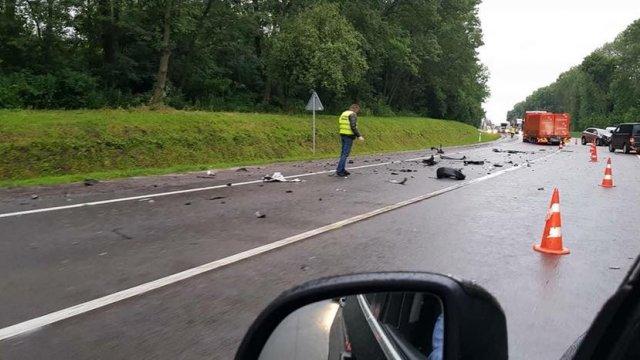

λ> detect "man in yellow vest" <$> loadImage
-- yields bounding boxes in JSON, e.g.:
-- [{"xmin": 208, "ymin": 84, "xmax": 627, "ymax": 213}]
[{"xmin": 336, "ymin": 104, "xmax": 364, "ymax": 177}]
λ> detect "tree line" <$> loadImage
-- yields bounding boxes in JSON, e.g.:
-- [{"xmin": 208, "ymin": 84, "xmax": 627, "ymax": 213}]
[
  {"xmin": 507, "ymin": 19, "xmax": 640, "ymax": 131},
  {"xmin": 0, "ymin": 0, "xmax": 488, "ymax": 125}
]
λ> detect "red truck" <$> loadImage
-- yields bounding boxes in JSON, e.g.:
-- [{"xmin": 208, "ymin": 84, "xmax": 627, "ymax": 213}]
[{"xmin": 522, "ymin": 111, "xmax": 571, "ymax": 144}]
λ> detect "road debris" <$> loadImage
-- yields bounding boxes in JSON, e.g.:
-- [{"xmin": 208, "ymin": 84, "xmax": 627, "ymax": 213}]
[
  {"xmin": 348, "ymin": 160, "xmax": 354, "ymax": 164},
  {"xmin": 493, "ymin": 164, "xmax": 504, "ymax": 167},
  {"xmin": 236, "ymin": 167, "xmax": 248, "ymax": 172},
  {"xmin": 184, "ymin": 202, "xmax": 191, "ymax": 205},
  {"xmin": 226, "ymin": 183, "xmax": 232, "ymax": 186},
  {"xmin": 422, "ymin": 155, "xmax": 438, "ymax": 166},
  {"xmin": 436, "ymin": 167, "xmax": 466, "ymax": 180},
  {"xmin": 537, "ymin": 187, "xmax": 544, "ymax": 191},
  {"xmin": 463, "ymin": 160, "xmax": 485, "ymax": 165},
  {"xmin": 430, "ymin": 145, "xmax": 445, "ymax": 154},
  {"xmin": 609, "ymin": 266, "xmax": 621, "ymax": 270},
  {"xmin": 84, "ymin": 179, "xmax": 99, "ymax": 186},
  {"xmin": 399, "ymin": 169, "xmax": 416, "ymax": 172},
  {"xmin": 31, "ymin": 194, "xmax": 39, "ymax": 199},
  {"xmin": 441, "ymin": 155, "xmax": 467, "ymax": 160},
  {"xmin": 389, "ymin": 177, "xmax": 408, "ymax": 185},
  {"xmin": 390, "ymin": 172, "xmax": 399, "ymax": 175},
  {"xmin": 285, "ymin": 190, "xmax": 293, "ymax": 193},
  {"xmin": 209, "ymin": 196, "xmax": 226, "ymax": 200},
  {"xmin": 254, "ymin": 211, "xmax": 266, "ymax": 218},
  {"xmin": 263, "ymin": 172, "xmax": 302, "ymax": 182}
]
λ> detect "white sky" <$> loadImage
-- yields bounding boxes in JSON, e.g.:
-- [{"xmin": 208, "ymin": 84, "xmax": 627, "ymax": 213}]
[{"xmin": 478, "ymin": 0, "xmax": 640, "ymax": 122}]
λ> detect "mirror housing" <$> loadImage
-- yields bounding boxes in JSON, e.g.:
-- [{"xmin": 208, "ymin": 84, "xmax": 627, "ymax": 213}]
[{"xmin": 235, "ymin": 272, "xmax": 507, "ymax": 360}]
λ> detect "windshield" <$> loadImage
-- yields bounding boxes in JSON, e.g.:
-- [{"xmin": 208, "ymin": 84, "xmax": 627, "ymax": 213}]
[{"xmin": 1, "ymin": 2, "xmax": 640, "ymax": 360}]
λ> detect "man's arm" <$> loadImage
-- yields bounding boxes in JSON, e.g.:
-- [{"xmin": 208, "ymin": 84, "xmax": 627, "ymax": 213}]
[{"xmin": 349, "ymin": 113, "xmax": 361, "ymax": 137}]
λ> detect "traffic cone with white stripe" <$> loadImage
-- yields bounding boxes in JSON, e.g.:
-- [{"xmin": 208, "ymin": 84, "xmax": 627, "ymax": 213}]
[
  {"xmin": 600, "ymin": 157, "xmax": 615, "ymax": 188},
  {"xmin": 590, "ymin": 143, "xmax": 598, "ymax": 162},
  {"xmin": 534, "ymin": 188, "xmax": 570, "ymax": 255}
]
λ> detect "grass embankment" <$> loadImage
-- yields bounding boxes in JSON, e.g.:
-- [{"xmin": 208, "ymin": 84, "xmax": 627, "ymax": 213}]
[{"xmin": 0, "ymin": 109, "xmax": 499, "ymax": 187}]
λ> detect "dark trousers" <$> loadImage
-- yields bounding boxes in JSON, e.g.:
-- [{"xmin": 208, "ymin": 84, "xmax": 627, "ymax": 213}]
[{"xmin": 336, "ymin": 135, "xmax": 354, "ymax": 174}]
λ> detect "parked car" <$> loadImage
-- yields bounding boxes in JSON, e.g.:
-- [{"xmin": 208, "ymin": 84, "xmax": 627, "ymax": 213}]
[
  {"xmin": 609, "ymin": 123, "xmax": 640, "ymax": 153},
  {"xmin": 581, "ymin": 127, "xmax": 610, "ymax": 146}
]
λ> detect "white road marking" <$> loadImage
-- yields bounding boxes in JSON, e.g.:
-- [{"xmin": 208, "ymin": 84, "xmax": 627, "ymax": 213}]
[
  {"xmin": 0, "ymin": 149, "xmax": 556, "ymax": 341},
  {"xmin": 0, "ymin": 147, "xmax": 487, "ymax": 219}
]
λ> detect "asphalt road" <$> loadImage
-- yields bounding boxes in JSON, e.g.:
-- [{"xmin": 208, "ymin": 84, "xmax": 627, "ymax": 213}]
[{"xmin": 1, "ymin": 137, "xmax": 639, "ymax": 359}]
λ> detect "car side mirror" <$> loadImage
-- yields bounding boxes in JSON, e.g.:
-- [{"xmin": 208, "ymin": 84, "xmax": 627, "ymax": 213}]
[{"xmin": 235, "ymin": 272, "xmax": 508, "ymax": 360}]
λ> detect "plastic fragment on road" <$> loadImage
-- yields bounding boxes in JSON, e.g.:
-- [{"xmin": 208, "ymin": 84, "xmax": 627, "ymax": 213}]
[
  {"xmin": 84, "ymin": 179, "xmax": 99, "ymax": 186},
  {"xmin": 254, "ymin": 211, "xmax": 266, "ymax": 218},
  {"xmin": 422, "ymin": 155, "xmax": 438, "ymax": 166},
  {"xmin": 263, "ymin": 172, "xmax": 302, "ymax": 182},
  {"xmin": 430, "ymin": 145, "xmax": 444, "ymax": 154},
  {"xmin": 463, "ymin": 160, "xmax": 485, "ymax": 165},
  {"xmin": 436, "ymin": 167, "xmax": 466, "ymax": 180},
  {"xmin": 389, "ymin": 177, "xmax": 408, "ymax": 185},
  {"xmin": 441, "ymin": 155, "xmax": 467, "ymax": 160}
]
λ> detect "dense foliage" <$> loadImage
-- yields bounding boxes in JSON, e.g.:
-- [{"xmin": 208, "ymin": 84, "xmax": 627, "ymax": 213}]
[
  {"xmin": 507, "ymin": 19, "xmax": 640, "ymax": 130},
  {"xmin": 0, "ymin": 0, "xmax": 488, "ymax": 125}
]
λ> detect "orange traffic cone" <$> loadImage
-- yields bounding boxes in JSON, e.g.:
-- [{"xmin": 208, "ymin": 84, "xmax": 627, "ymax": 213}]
[
  {"xmin": 600, "ymin": 157, "xmax": 615, "ymax": 188},
  {"xmin": 590, "ymin": 143, "xmax": 598, "ymax": 162},
  {"xmin": 534, "ymin": 188, "xmax": 570, "ymax": 255}
]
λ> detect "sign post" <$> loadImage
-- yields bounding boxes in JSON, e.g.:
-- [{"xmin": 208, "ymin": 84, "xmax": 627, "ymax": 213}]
[{"xmin": 305, "ymin": 90, "xmax": 324, "ymax": 153}]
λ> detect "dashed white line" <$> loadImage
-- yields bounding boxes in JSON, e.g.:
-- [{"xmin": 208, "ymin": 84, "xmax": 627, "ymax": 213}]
[{"xmin": 0, "ymin": 148, "xmax": 556, "ymax": 341}]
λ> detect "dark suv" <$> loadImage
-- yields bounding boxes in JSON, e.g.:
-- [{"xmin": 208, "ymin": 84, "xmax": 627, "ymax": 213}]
[{"xmin": 609, "ymin": 123, "xmax": 640, "ymax": 153}]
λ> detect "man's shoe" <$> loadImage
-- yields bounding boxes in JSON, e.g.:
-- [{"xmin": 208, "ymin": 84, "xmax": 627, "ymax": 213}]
[
  {"xmin": 336, "ymin": 172, "xmax": 348, "ymax": 177},
  {"xmin": 344, "ymin": 170, "xmax": 351, "ymax": 176}
]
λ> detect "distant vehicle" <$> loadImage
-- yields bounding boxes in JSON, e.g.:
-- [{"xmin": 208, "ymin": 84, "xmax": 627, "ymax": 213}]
[
  {"xmin": 499, "ymin": 122, "xmax": 508, "ymax": 133},
  {"xmin": 581, "ymin": 128, "xmax": 610, "ymax": 146},
  {"xmin": 522, "ymin": 111, "xmax": 571, "ymax": 144},
  {"xmin": 608, "ymin": 123, "xmax": 640, "ymax": 154}
]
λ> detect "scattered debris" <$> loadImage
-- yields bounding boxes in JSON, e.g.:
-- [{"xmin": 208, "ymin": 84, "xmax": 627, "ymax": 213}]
[
  {"xmin": 463, "ymin": 160, "xmax": 485, "ymax": 165},
  {"xmin": 507, "ymin": 150, "xmax": 529, "ymax": 154},
  {"xmin": 153, "ymin": 184, "xmax": 158, "ymax": 187},
  {"xmin": 254, "ymin": 211, "xmax": 266, "ymax": 218},
  {"xmin": 236, "ymin": 167, "xmax": 248, "ymax": 172},
  {"xmin": 263, "ymin": 172, "xmax": 302, "ymax": 182},
  {"xmin": 220, "ymin": 201, "xmax": 226, "ymax": 204},
  {"xmin": 318, "ymin": 198, "xmax": 323, "ymax": 201},
  {"xmin": 493, "ymin": 164, "xmax": 504, "ymax": 167},
  {"xmin": 98, "ymin": 252, "xmax": 108, "ymax": 256},
  {"xmin": 422, "ymin": 155, "xmax": 438, "ymax": 166},
  {"xmin": 430, "ymin": 144, "xmax": 445, "ymax": 154},
  {"xmin": 184, "ymin": 202, "xmax": 191, "ymax": 205},
  {"xmin": 492, "ymin": 148, "xmax": 503, "ymax": 153},
  {"xmin": 389, "ymin": 177, "xmax": 408, "ymax": 185},
  {"xmin": 609, "ymin": 266, "xmax": 621, "ymax": 270},
  {"xmin": 390, "ymin": 172, "xmax": 399, "ymax": 175},
  {"xmin": 506, "ymin": 160, "xmax": 514, "ymax": 164},
  {"xmin": 537, "ymin": 187, "xmax": 544, "ymax": 191},
  {"xmin": 348, "ymin": 160, "xmax": 354, "ymax": 164},
  {"xmin": 209, "ymin": 196, "xmax": 226, "ymax": 200},
  {"xmin": 84, "ymin": 179, "xmax": 99, "ymax": 186},
  {"xmin": 441, "ymin": 155, "xmax": 467, "ymax": 161},
  {"xmin": 285, "ymin": 190, "xmax": 293, "ymax": 193},
  {"xmin": 436, "ymin": 167, "xmax": 466, "ymax": 180},
  {"xmin": 363, "ymin": 160, "xmax": 369, "ymax": 163},
  {"xmin": 226, "ymin": 183, "xmax": 232, "ymax": 186},
  {"xmin": 300, "ymin": 264, "xmax": 309, "ymax": 271},
  {"xmin": 539, "ymin": 149, "xmax": 546, "ymax": 151},
  {"xmin": 399, "ymin": 169, "xmax": 415, "ymax": 173},
  {"xmin": 112, "ymin": 228, "xmax": 133, "ymax": 240}
]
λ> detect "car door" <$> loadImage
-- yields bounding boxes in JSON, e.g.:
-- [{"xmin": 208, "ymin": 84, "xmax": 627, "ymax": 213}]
[{"xmin": 566, "ymin": 256, "xmax": 640, "ymax": 359}]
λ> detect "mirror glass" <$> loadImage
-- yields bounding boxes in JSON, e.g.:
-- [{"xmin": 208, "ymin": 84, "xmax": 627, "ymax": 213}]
[{"xmin": 259, "ymin": 292, "xmax": 444, "ymax": 360}]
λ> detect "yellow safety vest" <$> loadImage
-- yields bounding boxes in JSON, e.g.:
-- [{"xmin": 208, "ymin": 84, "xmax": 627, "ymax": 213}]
[{"xmin": 338, "ymin": 110, "xmax": 355, "ymax": 135}]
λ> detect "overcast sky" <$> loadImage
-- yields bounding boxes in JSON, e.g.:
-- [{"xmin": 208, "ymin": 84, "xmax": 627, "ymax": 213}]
[{"xmin": 478, "ymin": 0, "xmax": 640, "ymax": 122}]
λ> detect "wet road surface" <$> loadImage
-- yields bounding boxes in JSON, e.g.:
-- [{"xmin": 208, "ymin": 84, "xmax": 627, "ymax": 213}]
[{"xmin": 1, "ymin": 138, "xmax": 639, "ymax": 359}]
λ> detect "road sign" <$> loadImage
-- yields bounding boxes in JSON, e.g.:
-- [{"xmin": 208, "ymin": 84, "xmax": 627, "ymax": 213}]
[
  {"xmin": 305, "ymin": 91, "xmax": 324, "ymax": 111},
  {"xmin": 306, "ymin": 90, "xmax": 323, "ymax": 153}
]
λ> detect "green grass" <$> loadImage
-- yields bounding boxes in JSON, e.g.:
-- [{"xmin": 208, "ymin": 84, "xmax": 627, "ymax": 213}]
[
  {"xmin": 0, "ymin": 109, "xmax": 499, "ymax": 187},
  {"xmin": 571, "ymin": 131, "xmax": 581, "ymax": 138}
]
